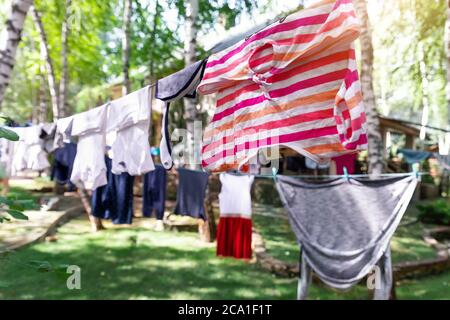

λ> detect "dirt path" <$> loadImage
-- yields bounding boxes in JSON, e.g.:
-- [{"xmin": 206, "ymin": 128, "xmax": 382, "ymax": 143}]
[{"xmin": 0, "ymin": 195, "xmax": 84, "ymax": 253}]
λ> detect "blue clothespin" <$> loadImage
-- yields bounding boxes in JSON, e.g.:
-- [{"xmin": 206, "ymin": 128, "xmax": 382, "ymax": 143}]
[{"xmin": 343, "ymin": 166, "xmax": 349, "ymax": 181}]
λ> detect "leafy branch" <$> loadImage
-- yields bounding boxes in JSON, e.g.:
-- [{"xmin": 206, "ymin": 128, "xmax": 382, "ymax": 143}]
[{"xmin": 0, "ymin": 119, "xmax": 36, "ymax": 222}]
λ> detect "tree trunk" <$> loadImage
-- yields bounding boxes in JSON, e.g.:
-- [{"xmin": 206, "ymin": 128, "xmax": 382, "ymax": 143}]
[
  {"xmin": 418, "ymin": 43, "xmax": 430, "ymax": 140},
  {"xmin": 184, "ymin": 0, "xmax": 200, "ymax": 169},
  {"xmin": 183, "ymin": 0, "xmax": 216, "ymax": 241},
  {"xmin": 354, "ymin": 0, "xmax": 384, "ymax": 175},
  {"xmin": 0, "ymin": 0, "xmax": 33, "ymax": 109},
  {"xmin": 148, "ymin": 0, "xmax": 160, "ymax": 83},
  {"xmin": 199, "ymin": 182, "xmax": 217, "ymax": 243},
  {"xmin": 32, "ymin": 6, "xmax": 61, "ymax": 121},
  {"xmin": 59, "ymin": 0, "xmax": 72, "ymax": 118},
  {"xmin": 76, "ymin": 182, "xmax": 105, "ymax": 232},
  {"xmin": 122, "ymin": 0, "xmax": 132, "ymax": 96},
  {"xmin": 38, "ymin": 62, "xmax": 48, "ymax": 124},
  {"xmin": 28, "ymin": 31, "xmax": 40, "ymax": 125},
  {"xmin": 445, "ymin": 0, "xmax": 450, "ymax": 129}
]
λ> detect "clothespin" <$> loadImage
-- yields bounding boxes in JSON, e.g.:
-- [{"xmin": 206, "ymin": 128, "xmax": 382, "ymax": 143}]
[
  {"xmin": 271, "ymin": 167, "xmax": 278, "ymax": 183},
  {"xmin": 412, "ymin": 164, "xmax": 420, "ymax": 180},
  {"xmin": 343, "ymin": 166, "xmax": 349, "ymax": 182}
]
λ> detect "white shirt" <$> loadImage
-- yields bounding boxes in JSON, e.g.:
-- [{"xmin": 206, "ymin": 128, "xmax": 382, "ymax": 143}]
[
  {"xmin": 219, "ymin": 173, "xmax": 254, "ymax": 218},
  {"xmin": 106, "ymin": 86, "xmax": 154, "ymax": 175},
  {"xmin": 53, "ymin": 116, "xmax": 74, "ymax": 150},
  {"xmin": 9, "ymin": 126, "xmax": 50, "ymax": 173},
  {"xmin": 70, "ymin": 105, "xmax": 108, "ymax": 190},
  {"xmin": 71, "ymin": 133, "xmax": 107, "ymax": 190},
  {"xmin": 107, "ymin": 86, "xmax": 151, "ymax": 132},
  {"xmin": 109, "ymin": 121, "xmax": 154, "ymax": 175}
]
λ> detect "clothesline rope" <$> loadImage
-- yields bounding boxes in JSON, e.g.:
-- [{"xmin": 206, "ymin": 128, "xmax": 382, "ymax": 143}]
[{"xmin": 170, "ymin": 167, "xmax": 428, "ymax": 179}]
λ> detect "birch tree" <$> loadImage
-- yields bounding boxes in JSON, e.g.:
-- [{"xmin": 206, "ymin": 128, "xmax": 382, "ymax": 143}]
[
  {"xmin": 184, "ymin": 0, "xmax": 199, "ymax": 169},
  {"xmin": 59, "ymin": 0, "xmax": 72, "ymax": 118},
  {"xmin": 31, "ymin": 6, "xmax": 60, "ymax": 120},
  {"xmin": 122, "ymin": 0, "xmax": 132, "ymax": 95},
  {"xmin": 38, "ymin": 44, "xmax": 47, "ymax": 123},
  {"xmin": 0, "ymin": 0, "xmax": 33, "ymax": 109},
  {"xmin": 445, "ymin": 0, "xmax": 450, "ymax": 128},
  {"xmin": 148, "ymin": 0, "xmax": 160, "ymax": 81},
  {"xmin": 354, "ymin": 0, "xmax": 384, "ymax": 175}
]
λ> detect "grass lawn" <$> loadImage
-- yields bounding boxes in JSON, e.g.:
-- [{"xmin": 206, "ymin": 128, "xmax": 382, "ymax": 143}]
[
  {"xmin": 0, "ymin": 215, "xmax": 449, "ymax": 300},
  {"xmin": 0, "ymin": 216, "xmax": 297, "ymax": 300},
  {"xmin": 7, "ymin": 186, "xmax": 40, "ymax": 202},
  {"xmin": 9, "ymin": 177, "xmax": 55, "ymax": 192}
]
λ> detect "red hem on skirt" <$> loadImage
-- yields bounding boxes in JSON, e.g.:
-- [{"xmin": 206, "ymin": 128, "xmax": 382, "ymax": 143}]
[{"xmin": 216, "ymin": 216, "xmax": 252, "ymax": 259}]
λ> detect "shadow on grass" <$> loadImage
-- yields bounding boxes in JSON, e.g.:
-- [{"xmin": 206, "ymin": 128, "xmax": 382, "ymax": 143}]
[
  {"xmin": 1, "ymin": 217, "xmax": 448, "ymax": 300},
  {"xmin": 0, "ymin": 223, "xmax": 297, "ymax": 300}
]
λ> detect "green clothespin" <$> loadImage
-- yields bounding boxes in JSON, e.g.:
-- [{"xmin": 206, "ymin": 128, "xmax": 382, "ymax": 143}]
[
  {"xmin": 412, "ymin": 164, "xmax": 420, "ymax": 180},
  {"xmin": 271, "ymin": 167, "xmax": 278, "ymax": 183}
]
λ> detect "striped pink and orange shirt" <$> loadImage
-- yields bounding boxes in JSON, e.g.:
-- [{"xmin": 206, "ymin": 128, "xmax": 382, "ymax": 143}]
[{"xmin": 198, "ymin": 0, "xmax": 368, "ymax": 173}]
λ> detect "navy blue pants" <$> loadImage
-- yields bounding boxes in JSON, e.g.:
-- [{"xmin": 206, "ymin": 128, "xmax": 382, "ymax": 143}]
[
  {"xmin": 143, "ymin": 164, "xmax": 167, "ymax": 220},
  {"xmin": 91, "ymin": 157, "xmax": 135, "ymax": 225},
  {"xmin": 174, "ymin": 168, "xmax": 209, "ymax": 220},
  {"xmin": 51, "ymin": 143, "xmax": 77, "ymax": 191}
]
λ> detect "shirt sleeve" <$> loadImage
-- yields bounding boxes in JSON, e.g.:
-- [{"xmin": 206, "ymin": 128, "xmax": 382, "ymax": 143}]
[{"xmin": 333, "ymin": 48, "xmax": 367, "ymax": 151}]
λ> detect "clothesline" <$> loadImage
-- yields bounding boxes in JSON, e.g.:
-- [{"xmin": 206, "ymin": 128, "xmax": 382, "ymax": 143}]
[
  {"xmin": 392, "ymin": 119, "xmax": 450, "ymax": 133},
  {"xmin": 173, "ymin": 167, "xmax": 428, "ymax": 179}
]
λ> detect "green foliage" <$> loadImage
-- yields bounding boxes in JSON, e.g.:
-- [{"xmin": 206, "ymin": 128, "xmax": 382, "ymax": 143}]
[
  {"xmin": 373, "ymin": 0, "xmax": 448, "ymax": 130},
  {"xmin": 2, "ymin": 0, "xmax": 121, "ymax": 120},
  {"xmin": 417, "ymin": 200, "xmax": 450, "ymax": 225},
  {"xmin": 0, "ymin": 131, "xmax": 38, "ymax": 223},
  {"xmin": 132, "ymin": 0, "xmax": 183, "ymax": 80},
  {"xmin": 0, "ymin": 195, "xmax": 38, "ymax": 223},
  {"xmin": 0, "ymin": 127, "xmax": 19, "ymax": 141},
  {"xmin": 0, "ymin": 0, "xmax": 269, "ymax": 122}
]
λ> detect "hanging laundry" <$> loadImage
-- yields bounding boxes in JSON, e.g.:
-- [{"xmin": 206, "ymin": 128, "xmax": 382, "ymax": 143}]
[
  {"xmin": 155, "ymin": 59, "xmax": 208, "ymax": 169},
  {"xmin": 398, "ymin": 149, "xmax": 432, "ymax": 164},
  {"xmin": 438, "ymin": 133, "xmax": 450, "ymax": 156},
  {"xmin": 53, "ymin": 116, "xmax": 74, "ymax": 150},
  {"xmin": 435, "ymin": 153, "xmax": 450, "ymax": 171},
  {"xmin": 10, "ymin": 125, "xmax": 50, "ymax": 173},
  {"xmin": 0, "ymin": 138, "xmax": 15, "ymax": 179},
  {"xmin": 174, "ymin": 168, "xmax": 209, "ymax": 220},
  {"xmin": 142, "ymin": 164, "xmax": 167, "ymax": 220},
  {"xmin": 70, "ymin": 104, "xmax": 108, "ymax": 190},
  {"xmin": 332, "ymin": 152, "xmax": 357, "ymax": 174},
  {"xmin": 305, "ymin": 157, "xmax": 330, "ymax": 170},
  {"xmin": 216, "ymin": 173, "xmax": 254, "ymax": 259},
  {"xmin": 275, "ymin": 174, "xmax": 418, "ymax": 300},
  {"xmin": 91, "ymin": 157, "xmax": 112, "ymax": 221},
  {"xmin": 51, "ymin": 142, "xmax": 77, "ymax": 189},
  {"xmin": 91, "ymin": 157, "xmax": 135, "ymax": 225},
  {"xmin": 106, "ymin": 86, "xmax": 155, "ymax": 175},
  {"xmin": 39, "ymin": 123, "xmax": 56, "ymax": 153},
  {"xmin": 286, "ymin": 156, "xmax": 305, "ymax": 172},
  {"xmin": 198, "ymin": 0, "xmax": 367, "ymax": 173}
]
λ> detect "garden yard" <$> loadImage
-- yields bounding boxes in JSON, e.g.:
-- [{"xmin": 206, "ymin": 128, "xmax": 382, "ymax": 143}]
[{"xmin": 0, "ymin": 186, "xmax": 449, "ymax": 300}]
